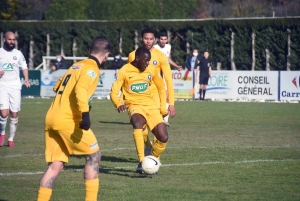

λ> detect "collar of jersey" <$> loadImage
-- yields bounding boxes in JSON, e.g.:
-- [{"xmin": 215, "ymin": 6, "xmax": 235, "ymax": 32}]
[{"xmin": 88, "ymin": 55, "xmax": 101, "ymax": 69}]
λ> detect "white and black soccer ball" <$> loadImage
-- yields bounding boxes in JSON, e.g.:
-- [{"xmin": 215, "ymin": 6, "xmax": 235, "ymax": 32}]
[{"xmin": 141, "ymin": 155, "xmax": 161, "ymax": 174}]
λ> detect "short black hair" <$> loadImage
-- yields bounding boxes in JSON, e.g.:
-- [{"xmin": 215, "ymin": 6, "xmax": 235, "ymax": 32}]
[
  {"xmin": 135, "ymin": 47, "xmax": 150, "ymax": 58},
  {"xmin": 141, "ymin": 27, "xmax": 156, "ymax": 38},
  {"xmin": 90, "ymin": 36, "xmax": 111, "ymax": 55},
  {"xmin": 204, "ymin": 49, "xmax": 209, "ymax": 53},
  {"xmin": 158, "ymin": 31, "xmax": 168, "ymax": 38}
]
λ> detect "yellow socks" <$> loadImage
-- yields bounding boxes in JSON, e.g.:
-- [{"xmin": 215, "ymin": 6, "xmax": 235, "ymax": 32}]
[
  {"xmin": 37, "ymin": 186, "xmax": 52, "ymax": 201},
  {"xmin": 133, "ymin": 129, "xmax": 144, "ymax": 162},
  {"xmin": 152, "ymin": 139, "xmax": 167, "ymax": 160},
  {"xmin": 85, "ymin": 178, "xmax": 99, "ymax": 201},
  {"xmin": 142, "ymin": 125, "xmax": 152, "ymax": 147}
]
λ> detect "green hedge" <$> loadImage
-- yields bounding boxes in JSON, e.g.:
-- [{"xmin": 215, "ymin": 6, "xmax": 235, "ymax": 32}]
[{"xmin": 0, "ymin": 18, "xmax": 299, "ymax": 70}]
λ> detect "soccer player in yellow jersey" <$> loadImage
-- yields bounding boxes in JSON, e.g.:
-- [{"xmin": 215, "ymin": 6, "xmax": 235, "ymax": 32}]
[
  {"xmin": 128, "ymin": 27, "xmax": 176, "ymax": 159},
  {"xmin": 37, "ymin": 36, "xmax": 111, "ymax": 201},
  {"xmin": 110, "ymin": 47, "xmax": 168, "ymax": 174}
]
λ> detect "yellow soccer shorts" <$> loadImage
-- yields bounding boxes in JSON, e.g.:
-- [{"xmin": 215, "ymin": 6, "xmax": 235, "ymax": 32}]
[
  {"xmin": 127, "ymin": 104, "xmax": 164, "ymax": 131},
  {"xmin": 44, "ymin": 128, "xmax": 99, "ymax": 163}
]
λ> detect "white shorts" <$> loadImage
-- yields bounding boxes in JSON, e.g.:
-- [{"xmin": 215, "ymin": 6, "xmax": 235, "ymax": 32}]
[{"xmin": 0, "ymin": 86, "xmax": 21, "ymax": 112}]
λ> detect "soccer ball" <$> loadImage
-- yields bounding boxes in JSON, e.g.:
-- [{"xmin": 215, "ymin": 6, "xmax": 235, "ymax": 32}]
[{"xmin": 141, "ymin": 155, "xmax": 161, "ymax": 174}]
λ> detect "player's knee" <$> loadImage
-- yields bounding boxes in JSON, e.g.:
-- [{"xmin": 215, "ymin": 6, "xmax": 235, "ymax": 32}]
[
  {"xmin": 49, "ymin": 161, "xmax": 64, "ymax": 174},
  {"xmin": 0, "ymin": 111, "xmax": 9, "ymax": 119},
  {"xmin": 159, "ymin": 134, "xmax": 168, "ymax": 143}
]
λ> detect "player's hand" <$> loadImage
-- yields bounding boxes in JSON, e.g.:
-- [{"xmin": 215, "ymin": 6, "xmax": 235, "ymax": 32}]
[
  {"xmin": 117, "ymin": 105, "xmax": 126, "ymax": 113},
  {"xmin": 79, "ymin": 112, "xmax": 90, "ymax": 130},
  {"xmin": 177, "ymin": 66, "xmax": 182, "ymax": 71},
  {"xmin": 0, "ymin": 71, "xmax": 4, "ymax": 78},
  {"xmin": 168, "ymin": 105, "xmax": 176, "ymax": 118},
  {"xmin": 24, "ymin": 79, "xmax": 30, "ymax": 88}
]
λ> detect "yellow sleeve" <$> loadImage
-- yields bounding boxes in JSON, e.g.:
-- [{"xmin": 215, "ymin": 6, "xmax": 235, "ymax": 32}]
[
  {"xmin": 160, "ymin": 55, "xmax": 175, "ymax": 105},
  {"xmin": 128, "ymin": 51, "xmax": 135, "ymax": 63},
  {"xmin": 75, "ymin": 67, "xmax": 97, "ymax": 113},
  {"xmin": 110, "ymin": 69, "xmax": 125, "ymax": 108},
  {"xmin": 153, "ymin": 73, "xmax": 167, "ymax": 115},
  {"xmin": 53, "ymin": 76, "xmax": 63, "ymax": 93}
]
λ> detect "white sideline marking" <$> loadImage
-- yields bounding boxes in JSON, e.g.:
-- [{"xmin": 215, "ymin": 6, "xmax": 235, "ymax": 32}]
[
  {"xmin": 1, "ymin": 145, "xmax": 297, "ymax": 158},
  {"xmin": 0, "ymin": 159, "xmax": 298, "ymax": 176}
]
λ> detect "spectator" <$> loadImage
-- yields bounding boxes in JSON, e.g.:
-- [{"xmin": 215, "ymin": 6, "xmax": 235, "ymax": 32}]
[
  {"xmin": 110, "ymin": 52, "xmax": 124, "ymax": 70},
  {"xmin": 51, "ymin": 55, "xmax": 68, "ymax": 71},
  {"xmin": 184, "ymin": 49, "xmax": 201, "ymax": 80}
]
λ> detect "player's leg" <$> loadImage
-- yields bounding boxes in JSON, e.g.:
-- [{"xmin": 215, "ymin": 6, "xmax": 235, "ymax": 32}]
[
  {"xmin": 84, "ymin": 150, "xmax": 101, "ymax": 201},
  {"xmin": 202, "ymin": 77, "xmax": 209, "ymax": 100},
  {"xmin": 147, "ymin": 108, "xmax": 168, "ymax": 162},
  {"xmin": 143, "ymin": 124, "xmax": 152, "ymax": 156},
  {"xmin": 151, "ymin": 123, "xmax": 168, "ymax": 160},
  {"xmin": 0, "ymin": 87, "xmax": 9, "ymax": 146},
  {"xmin": 59, "ymin": 128, "xmax": 101, "ymax": 201},
  {"xmin": 130, "ymin": 113, "xmax": 147, "ymax": 161},
  {"xmin": 7, "ymin": 88, "xmax": 21, "ymax": 147},
  {"xmin": 37, "ymin": 129, "xmax": 68, "ymax": 201}
]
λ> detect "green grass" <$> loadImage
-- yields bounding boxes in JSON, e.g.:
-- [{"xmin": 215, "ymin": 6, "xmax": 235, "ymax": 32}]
[{"xmin": 0, "ymin": 98, "xmax": 299, "ymax": 201}]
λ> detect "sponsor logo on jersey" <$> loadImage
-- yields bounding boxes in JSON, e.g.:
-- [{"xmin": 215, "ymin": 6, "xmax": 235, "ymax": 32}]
[
  {"xmin": 208, "ymin": 63, "xmax": 210, "ymax": 67},
  {"xmin": 148, "ymin": 74, "xmax": 152, "ymax": 80},
  {"xmin": 13, "ymin": 56, "xmax": 17, "ymax": 60},
  {"xmin": 87, "ymin": 70, "xmax": 96, "ymax": 78},
  {"xmin": 90, "ymin": 142, "xmax": 98, "ymax": 150},
  {"xmin": 130, "ymin": 82, "xmax": 149, "ymax": 93},
  {"xmin": 153, "ymin": 60, "xmax": 158, "ymax": 65},
  {"xmin": 2, "ymin": 63, "xmax": 14, "ymax": 71},
  {"xmin": 71, "ymin": 65, "xmax": 81, "ymax": 69}
]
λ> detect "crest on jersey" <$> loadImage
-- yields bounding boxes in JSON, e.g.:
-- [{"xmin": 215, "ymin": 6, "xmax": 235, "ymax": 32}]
[
  {"xmin": 13, "ymin": 56, "xmax": 17, "ymax": 60},
  {"xmin": 148, "ymin": 74, "xmax": 152, "ymax": 80},
  {"xmin": 153, "ymin": 60, "xmax": 158, "ymax": 65},
  {"xmin": 207, "ymin": 63, "xmax": 210, "ymax": 67},
  {"xmin": 87, "ymin": 70, "xmax": 97, "ymax": 78}
]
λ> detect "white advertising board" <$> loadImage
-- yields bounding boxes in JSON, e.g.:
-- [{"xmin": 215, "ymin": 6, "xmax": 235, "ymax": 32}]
[
  {"xmin": 94, "ymin": 70, "xmax": 116, "ymax": 98},
  {"xmin": 40, "ymin": 70, "xmax": 68, "ymax": 97},
  {"xmin": 40, "ymin": 69, "xmax": 116, "ymax": 98},
  {"xmin": 279, "ymin": 71, "xmax": 300, "ymax": 101},
  {"xmin": 195, "ymin": 71, "xmax": 278, "ymax": 100},
  {"xmin": 172, "ymin": 70, "xmax": 194, "ymax": 99}
]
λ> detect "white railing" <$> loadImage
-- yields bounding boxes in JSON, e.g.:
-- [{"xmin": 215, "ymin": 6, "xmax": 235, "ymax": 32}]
[{"xmin": 35, "ymin": 56, "xmax": 128, "ymax": 70}]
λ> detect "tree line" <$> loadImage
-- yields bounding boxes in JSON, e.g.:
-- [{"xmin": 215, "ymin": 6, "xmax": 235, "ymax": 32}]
[{"xmin": 1, "ymin": 0, "xmax": 299, "ymax": 20}]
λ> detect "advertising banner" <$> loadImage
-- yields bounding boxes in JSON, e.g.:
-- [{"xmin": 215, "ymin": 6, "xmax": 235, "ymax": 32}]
[
  {"xmin": 40, "ymin": 70, "xmax": 68, "ymax": 97},
  {"xmin": 195, "ymin": 71, "xmax": 278, "ymax": 100},
  {"xmin": 20, "ymin": 70, "xmax": 41, "ymax": 96},
  {"xmin": 94, "ymin": 70, "xmax": 116, "ymax": 98},
  {"xmin": 280, "ymin": 71, "xmax": 300, "ymax": 101},
  {"xmin": 172, "ymin": 70, "xmax": 194, "ymax": 99}
]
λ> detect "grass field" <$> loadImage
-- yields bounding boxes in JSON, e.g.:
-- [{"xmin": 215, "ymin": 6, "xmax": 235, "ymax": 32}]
[{"xmin": 0, "ymin": 98, "xmax": 299, "ymax": 201}]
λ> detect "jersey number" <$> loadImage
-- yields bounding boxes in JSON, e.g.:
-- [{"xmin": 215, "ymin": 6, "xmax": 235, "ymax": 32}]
[{"xmin": 58, "ymin": 74, "xmax": 71, "ymax": 94}]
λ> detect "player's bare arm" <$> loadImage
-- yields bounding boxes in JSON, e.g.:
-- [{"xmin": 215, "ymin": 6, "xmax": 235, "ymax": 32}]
[
  {"xmin": 22, "ymin": 69, "xmax": 30, "ymax": 88},
  {"xmin": 168, "ymin": 57, "xmax": 182, "ymax": 70}
]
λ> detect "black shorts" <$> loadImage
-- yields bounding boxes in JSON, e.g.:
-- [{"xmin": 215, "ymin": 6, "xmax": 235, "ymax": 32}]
[{"xmin": 199, "ymin": 75, "xmax": 209, "ymax": 85}]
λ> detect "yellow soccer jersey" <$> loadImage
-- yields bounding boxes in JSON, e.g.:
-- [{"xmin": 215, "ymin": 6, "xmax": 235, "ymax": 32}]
[
  {"xmin": 110, "ymin": 63, "xmax": 167, "ymax": 115},
  {"xmin": 45, "ymin": 56, "xmax": 100, "ymax": 130},
  {"xmin": 128, "ymin": 48, "xmax": 175, "ymax": 105}
]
